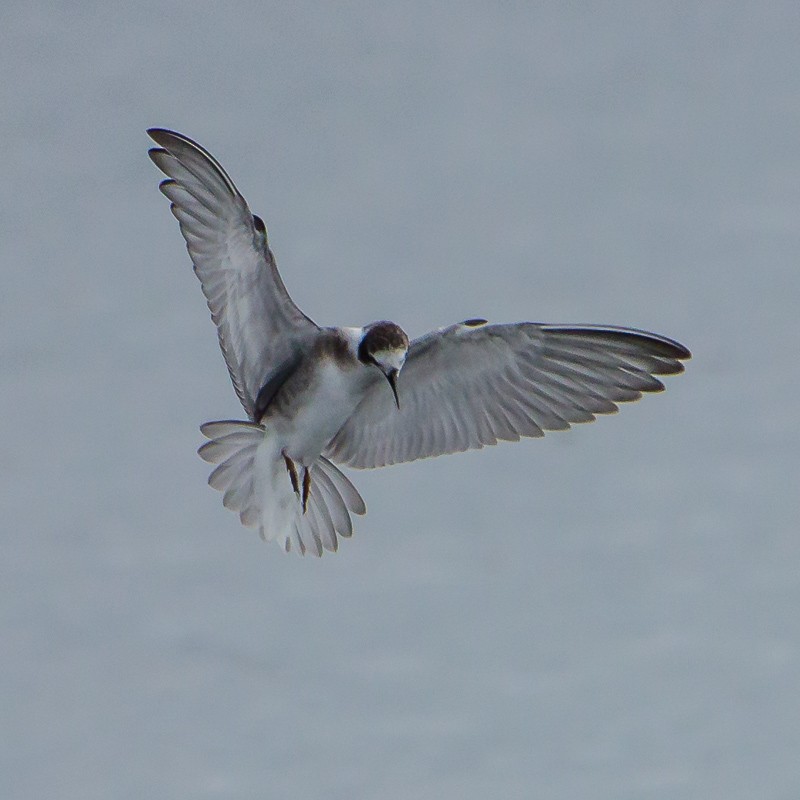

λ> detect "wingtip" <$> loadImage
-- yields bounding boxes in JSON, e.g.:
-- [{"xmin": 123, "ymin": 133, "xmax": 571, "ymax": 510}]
[
  {"xmin": 146, "ymin": 127, "xmax": 168, "ymax": 144},
  {"xmin": 147, "ymin": 126, "xmax": 177, "ymax": 141},
  {"xmin": 147, "ymin": 147, "xmax": 168, "ymax": 169},
  {"xmin": 147, "ymin": 127, "xmax": 198, "ymax": 151},
  {"xmin": 648, "ymin": 332, "xmax": 691, "ymax": 361}
]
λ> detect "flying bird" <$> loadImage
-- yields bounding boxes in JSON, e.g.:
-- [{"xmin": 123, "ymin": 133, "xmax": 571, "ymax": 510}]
[{"xmin": 148, "ymin": 129, "xmax": 690, "ymax": 556}]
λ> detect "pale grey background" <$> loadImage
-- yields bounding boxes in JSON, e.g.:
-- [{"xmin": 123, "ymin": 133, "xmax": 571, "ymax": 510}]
[{"xmin": 2, "ymin": 3, "xmax": 799, "ymax": 799}]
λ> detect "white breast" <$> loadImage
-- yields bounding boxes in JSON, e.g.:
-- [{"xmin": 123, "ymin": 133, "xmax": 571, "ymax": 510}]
[{"xmin": 280, "ymin": 360, "xmax": 369, "ymax": 465}]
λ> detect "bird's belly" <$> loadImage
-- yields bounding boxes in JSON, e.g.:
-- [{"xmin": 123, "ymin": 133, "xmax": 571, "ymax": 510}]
[{"xmin": 276, "ymin": 365, "xmax": 366, "ymax": 465}]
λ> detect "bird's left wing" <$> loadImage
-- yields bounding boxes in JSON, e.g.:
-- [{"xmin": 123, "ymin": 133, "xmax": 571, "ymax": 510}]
[
  {"xmin": 325, "ymin": 321, "xmax": 690, "ymax": 469},
  {"xmin": 148, "ymin": 129, "xmax": 318, "ymax": 420}
]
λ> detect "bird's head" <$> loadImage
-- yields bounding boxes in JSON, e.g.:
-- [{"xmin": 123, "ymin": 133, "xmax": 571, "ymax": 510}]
[{"xmin": 357, "ymin": 321, "xmax": 409, "ymax": 409}]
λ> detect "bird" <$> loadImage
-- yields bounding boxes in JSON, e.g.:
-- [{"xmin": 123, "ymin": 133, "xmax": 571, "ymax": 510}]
[{"xmin": 147, "ymin": 128, "xmax": 690, "ymax": 557}]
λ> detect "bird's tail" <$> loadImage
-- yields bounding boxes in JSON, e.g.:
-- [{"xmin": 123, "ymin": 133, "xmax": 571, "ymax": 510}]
[{"xmin": 197, "ymin": 420, "xmax": 366, "ymax": 556}]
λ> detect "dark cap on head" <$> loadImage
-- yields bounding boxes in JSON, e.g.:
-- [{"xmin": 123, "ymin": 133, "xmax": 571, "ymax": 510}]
[{"xmin": 358, "ymin": 321, "xmax": 409, "ymax": 364}]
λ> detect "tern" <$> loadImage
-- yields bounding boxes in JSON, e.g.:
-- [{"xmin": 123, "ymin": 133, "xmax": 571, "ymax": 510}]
[{"xmin": 148, "ymin": 128, "xmax": 690, "ymax": 557}]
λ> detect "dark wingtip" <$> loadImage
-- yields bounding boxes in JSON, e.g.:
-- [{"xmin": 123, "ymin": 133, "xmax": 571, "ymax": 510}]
[
  {"xmin": 146, "ymin": 127, "xmax": 169, "ymax": 144},
  {"xmin": 147, "ymin": 128, "xmax": 196, "ymax": 151},
  {"xmin": 621, "ymin": 330, "xmax": 692, "ymax": 361},
  {"xmin": 147, "ymin": 147, "xmax": 168, "ymax": 167},
  {"xmin": 550, "ymin": 325, "xmax": 691, "ymax": 361},
  {"xmin": 644, "ymin": 337, "xmax": 691, "ymax": 364},
  {"xmin": 639, "ymin": 331, "xmax": 691, "ymax": 361},
  {"xmin": 147, "ymin": 127, "xmax": 178, "ymax": 141},
  {"xmin": 652, "ymin": 338, "xmax": 691, "ymax": 362}
]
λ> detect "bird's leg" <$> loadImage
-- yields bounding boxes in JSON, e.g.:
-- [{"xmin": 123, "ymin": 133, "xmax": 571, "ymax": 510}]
[
  {"xmin": 283, "ymin": 452, "xmax": 300, "ymax": 497},
  {"xmin": 302, "ymin": 467, "xmax": 311, "ymax": 514}
]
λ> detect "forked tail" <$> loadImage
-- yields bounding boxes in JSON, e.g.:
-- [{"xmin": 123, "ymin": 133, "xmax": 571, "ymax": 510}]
[{"xmin": 197, "ymin": 421, "xmax": 366, "ymax": 556}]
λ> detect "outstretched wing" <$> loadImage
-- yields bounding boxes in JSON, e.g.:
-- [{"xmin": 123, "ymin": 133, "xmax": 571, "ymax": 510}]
[
  {"xmin": 325, "ymin": 321, "xmax": 690, "ymax": 468},
  {"xmin": 148, "ymin": 128, "xmax": 318, "ymax": 420}
]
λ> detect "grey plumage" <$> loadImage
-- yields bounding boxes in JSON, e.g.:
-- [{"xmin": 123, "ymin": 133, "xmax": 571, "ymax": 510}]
[
  {"xmin": 148, "ymin": 128, "xmax": 690, "ymax": 556},
  {"xmin": 148, "ymin": 128, "xmax": 318, "ymax": 422},
  {"xmin": 326, "ymin": 321, "xmax": 689, "ymax": 469}
]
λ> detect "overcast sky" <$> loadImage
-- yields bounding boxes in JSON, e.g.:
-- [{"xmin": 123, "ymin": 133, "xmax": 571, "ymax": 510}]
[{"xmin": 2, "ymin": 3, "xmax": 799, "ymax": 799}]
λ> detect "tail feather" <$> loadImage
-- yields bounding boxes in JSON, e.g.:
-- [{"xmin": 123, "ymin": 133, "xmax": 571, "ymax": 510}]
[
  {"xmin": 314, "ymin": 468, "xmax": 353, "ymax": 539},
  {"xmin": 201, "ymin": 435, "xmax": 259, "ymax": 466},
  {"xmin": 317, "ymin": 457, "xmax": 367, "ymax": 516},
  {"xmin": 198, "ymin": 420, "xmax": 366, "ymax": 556},
  {"xmin": 208, "ymin": 452, "xmax": 255, "ymax": 491},
  {"xmin": 199, "ymin": 420, "xmax": 260, "ymax": 439},
  {"xmin": 306, "ymin": 488, "xmax": 334, "ymax": 554}
]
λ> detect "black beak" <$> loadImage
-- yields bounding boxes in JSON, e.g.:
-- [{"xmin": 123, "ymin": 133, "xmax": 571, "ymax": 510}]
[{"xmin": 386, "ymin": 369, "xmax": 400, "ymax": 409}]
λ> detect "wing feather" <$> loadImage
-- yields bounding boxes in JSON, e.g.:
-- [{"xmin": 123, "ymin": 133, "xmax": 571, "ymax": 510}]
[
  {"xmin": 148, "ymin": 129, "xmax": 318, "ymax": 420},
  {"xmin": 326, "ymin": 322, "xmax": 690, "ymax": 468}
]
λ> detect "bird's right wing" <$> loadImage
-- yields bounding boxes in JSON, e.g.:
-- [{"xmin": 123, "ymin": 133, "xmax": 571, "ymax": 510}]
[
  {"xmin": 325, "ymin": 321, "xmax": 690, "ymax": 468},
  {"xmin": 148, "ymin": 129, "xmax": 318, "ymax": 420}
]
